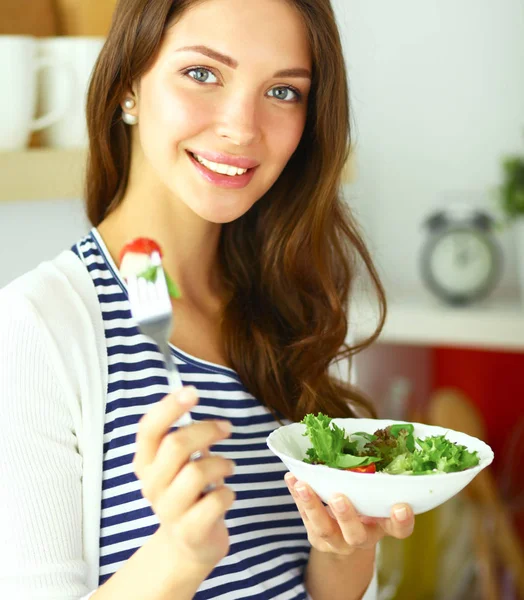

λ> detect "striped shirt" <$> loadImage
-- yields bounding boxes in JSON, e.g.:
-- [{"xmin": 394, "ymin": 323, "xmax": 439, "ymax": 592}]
[{"xmin": 72, "ymin": 229, "xmax": 311, "ymax": 599}]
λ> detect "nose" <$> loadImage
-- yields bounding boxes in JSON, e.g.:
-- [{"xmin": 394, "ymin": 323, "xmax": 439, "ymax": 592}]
[{"xmin": 214, "ymin": 91, "xmax": 262, "ymax": 147}]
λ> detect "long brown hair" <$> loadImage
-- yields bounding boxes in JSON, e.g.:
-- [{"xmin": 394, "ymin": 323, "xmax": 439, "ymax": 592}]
[{"xmin": 85, "ymin": 0, "xmax": 386, "ymax": 422}]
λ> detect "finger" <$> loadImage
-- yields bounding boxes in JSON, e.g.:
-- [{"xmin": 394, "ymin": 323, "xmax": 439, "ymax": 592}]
[
  {"xmin": 133, "ymin": 386, "xmax": 198, "ymax": 476},
  {"xmin": 178, "ymin": 484, "xmax": 236, "ymax": 547},
  {"xmin": 140, "ymin": 421, "xmax": 233, "ymax": 503},
  {"xmin": 284, "ymin": 473, "xmax": 309, "ymax": 523},
  {"xmin": 382, "ymin": 504, "xmax": 415, "ymax": 539},
  {"xmin": 155, "ymin": 456, "xmax": 235, "ymax": 522},
  {"xmin": 293, "ymin": 481, "xmax": 340, "ymax": 541},
  {"xmin": 328, "ymin": 494, "xmax": 370, "ymax": 547}
]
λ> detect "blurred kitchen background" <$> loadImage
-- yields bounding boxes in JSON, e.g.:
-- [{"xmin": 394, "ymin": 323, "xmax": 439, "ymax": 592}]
[{"xmin": 1, "ymin": 0, "xmax": 523, "ymax": 599}]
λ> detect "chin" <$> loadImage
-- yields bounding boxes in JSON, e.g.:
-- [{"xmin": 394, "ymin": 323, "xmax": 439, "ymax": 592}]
[
  {"xmin": 188, "ymin": 194, "xmax": 259, "ymax": 224},
  {"xmin": 194, "ymin": 205, "xmax": 251, "ymax": 224}
]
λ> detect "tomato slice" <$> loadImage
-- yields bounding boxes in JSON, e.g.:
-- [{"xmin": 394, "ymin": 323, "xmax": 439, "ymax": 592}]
[
  {"xmin": 345, "ymin": 463, "xmax": 377, "ymax": 473},
  {"xmin": 119, "ymin": 238, "xmax": 163, "ymax": 262}
]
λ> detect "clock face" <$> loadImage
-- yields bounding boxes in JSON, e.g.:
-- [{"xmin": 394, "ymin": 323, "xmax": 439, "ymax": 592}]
[{"xmin": 422, "ymin": 228, "xmax": 501, "ymax": 303}]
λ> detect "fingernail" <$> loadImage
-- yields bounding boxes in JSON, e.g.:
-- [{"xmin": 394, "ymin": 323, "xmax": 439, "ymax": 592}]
[
  {"xmin": 295, "ymin": 484, "xmax": 310, "ymax": 501},
  {"xmin": 218, "ymin": 420, "xmax": 232, "ymax": 434},
  {"xmin": 285, "ymin": 473, "xmax": 296, "ymax": 486},
  {"xmin": 332, "ymin": 496, "xmax": 348, "ymax": 513},
  {"xmin": 394, "ymin": 507, "xmax": 408, "ymax": 522},
  {"xmin": 178, "ymin": 386, "xmax": 197, "ymax": 405}
]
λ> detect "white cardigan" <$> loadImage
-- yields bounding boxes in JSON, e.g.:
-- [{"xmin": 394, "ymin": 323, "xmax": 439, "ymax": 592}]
[
  {"xmin": 0, "ymin": 250, "xmax": 377, "ymax": 600},
  {"xmin": 0, "ymin": 251, "xmax": 105, "ymax": 599}
]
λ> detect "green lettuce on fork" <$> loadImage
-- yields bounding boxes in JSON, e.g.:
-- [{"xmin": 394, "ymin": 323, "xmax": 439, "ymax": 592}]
[{"xmin": 301, "ymin": 413, "xmax": 480, "ymax": 475}]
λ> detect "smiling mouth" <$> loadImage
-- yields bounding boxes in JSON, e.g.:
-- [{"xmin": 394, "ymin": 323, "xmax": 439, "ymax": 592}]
[{"xmin": 187, "ymin": 151, "xmax": 255, "ymax": 177}]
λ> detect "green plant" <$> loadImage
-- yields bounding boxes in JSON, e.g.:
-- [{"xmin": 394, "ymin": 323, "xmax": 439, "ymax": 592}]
[{"xmin": 499, "ymin": 155, "xmax": 524, "ymax": 223}]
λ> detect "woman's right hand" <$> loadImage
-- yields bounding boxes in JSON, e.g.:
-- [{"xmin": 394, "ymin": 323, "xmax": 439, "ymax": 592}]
[{"xmin": 132, "ymin": 385, "xmax": 235, "ymax": 572}]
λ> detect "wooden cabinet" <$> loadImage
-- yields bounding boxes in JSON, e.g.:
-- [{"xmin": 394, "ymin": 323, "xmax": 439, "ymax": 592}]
[
  {"xmin": 0, "ymin": 0, "xmax": 58, "ymax": 36},
  {"xmin": 54, "ymin": 0, "xmax": 117, "ymax": 36}
]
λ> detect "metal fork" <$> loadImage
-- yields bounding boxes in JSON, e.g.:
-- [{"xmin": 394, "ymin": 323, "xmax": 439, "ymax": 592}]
[{"xmin": 126, "ymin": 251, "xmax": 203, "ymax": 462}]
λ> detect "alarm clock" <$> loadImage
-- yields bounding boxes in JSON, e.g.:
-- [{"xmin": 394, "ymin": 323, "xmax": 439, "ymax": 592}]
[{"xmin": 420, "ymin": 206, "xmax": 503, "ymax": 306}]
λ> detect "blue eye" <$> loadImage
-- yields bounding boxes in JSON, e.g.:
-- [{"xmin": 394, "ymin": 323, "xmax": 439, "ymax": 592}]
[
  {"xmin": 185, "ymin": 67, "xmax": 218, "ymax": 84},
  {"xmin": 268, "ymin": 86, "xmax": 301, "ymax": 102}
]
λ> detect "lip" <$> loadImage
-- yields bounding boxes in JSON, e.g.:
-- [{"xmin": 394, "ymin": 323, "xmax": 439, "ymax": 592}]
[
  {"xmin": 187, "ymin": 149, "xmax": 260, "ymax": 170},
  {"xmin": 187, "ymin": 151, "xmax": 257, "ymax": 189}
]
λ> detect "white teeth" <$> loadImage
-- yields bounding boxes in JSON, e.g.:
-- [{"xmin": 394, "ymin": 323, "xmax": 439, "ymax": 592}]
[{"xmin": 193, "ymin": 153, "xmax": 248, "ymax": 176}]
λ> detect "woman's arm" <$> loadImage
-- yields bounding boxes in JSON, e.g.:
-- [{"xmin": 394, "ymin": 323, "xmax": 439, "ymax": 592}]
[
  {"xmin": 0, "ymin": 296, "xmax": 92, "ymax": 598},
  {"xmin": 306, "ymin": 547, "xmax": 376, "ymax": 600},
  {"xmin": 90, "ymin": 528, "xmax": 210, "ymax": 600},
  {"xmin": 284, "ymin": 473, "xmax": 414, "ymax": 600}
]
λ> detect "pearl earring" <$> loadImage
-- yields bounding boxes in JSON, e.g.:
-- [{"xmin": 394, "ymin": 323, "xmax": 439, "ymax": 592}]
[
  {"xmin": 122, "ymin": 111, "xmax": 138, "ymax": 125},
  {"xmin": 122, "ymin": 97, "xmax": 138, "ymax": 125}
]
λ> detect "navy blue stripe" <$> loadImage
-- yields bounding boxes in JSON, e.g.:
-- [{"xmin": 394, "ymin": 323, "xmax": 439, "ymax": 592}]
[
  {"xmin": 100, "ymin": 523, "xmax": 158, "ymax": 549},
  {"xmin": 234, "ymin": 487, "xmax": 291, "ymax": 501},
  {"xmin": 102, "ymin": 471, "xmax": 137, "ymax": 490},
  {"xmin": 99, "ymin": 540, "xmax": 146, "ymax": 567},
  {"xmin": 103, "ymin": 413, "xmax": 143, "ymax": 434},
  {"xmin": 209, "ymin": 546, "xmax": 308, "ymax": 578},
  {"xmin": 105, "ymin": 326, "xmax": 140, "ymax": 338},
  {"xmin": 228, "ymin": 470, "xmax": 287, "ymax": 485},
  {"xmin": 218, "ymin": 442, "xmax": 268, "ymax": 453},
  {"xmin": 196, "ymin": 559, "xmax": 306, "ymax": 600},
  {"xmin": 102, "ymin": 452, "xmax": 134, "ymax": 471},
  {"xmin": 230, "ymin": 455, "xmax": 282, "ymax": 467},
  {"xmin": 228, "ymin": 533, "xmax": 309, "ymax": 557},
  {"xmin": 227, "ymin": 517, "xmax": 303, "ymax": 538},
  {"xmin": 107, "ymin": 342, "xmax": 159, "ymax": 356},
  {"xmin": 101, "ymin": 505, "xmax": 154, "ymax": 529},
  {"xmin": 252, "ymin": 574, "xmax": 307, "ymax": 600},
  {"xmin": 92, "ymin": 277, "xmax": 120, "ymax": 288},
  {"xmin": 108, "ymin": 359, "xmax": 165, "ymax": 374},
  {"xmin": 227, "ymin": 502, "xmax": 298, "ymax": 520},
  {"xmin": 98, "ymin": 292, "xmax": 128, "ymax": 303},
  {"xmin": 101, "ymin": 308, "xmax": 132, "ymax": 319},
  {"xmin": 101, "ymin": 488, "xmax": 143, "ymax": 510},
  {"xmin": 228, "ymin": 429, "xmax": 279, "ymax": 440},
  {"xmin": 103, "ymin": 433, "xmax": 136, "ymax": 453},
  {"xmin": 80, "ymin": 247, "xmax": 99, "ymax": 259},
  {"xmin": 107, "ymin": 376, "xmax": 168, "ymax": 394}
]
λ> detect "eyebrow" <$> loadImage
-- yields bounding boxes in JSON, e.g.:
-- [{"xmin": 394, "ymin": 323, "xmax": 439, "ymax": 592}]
[{"xmin": 175, "ymin": 45, "xmax": 312, "ymax": 79}]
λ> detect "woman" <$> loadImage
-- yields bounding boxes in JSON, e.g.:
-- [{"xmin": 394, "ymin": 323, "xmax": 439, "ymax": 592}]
[{"xmin": 0, "ymin": 0, "xmax": 415, "ymax": 598}]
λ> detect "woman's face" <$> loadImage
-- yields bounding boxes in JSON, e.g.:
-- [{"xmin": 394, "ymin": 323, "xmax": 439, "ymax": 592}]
[{"xmin": 126, "ymin": 0, "xmax": 312, "ymax": 224}]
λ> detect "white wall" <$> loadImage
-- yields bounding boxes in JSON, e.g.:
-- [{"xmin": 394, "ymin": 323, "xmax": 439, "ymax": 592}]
[
  {"xmin": 0, "ymin": 199, "xmax": 88, "ymax": 288},
  {"xmin": 333, "ymin": 0, "xmax": 524, "ymax": 299}
]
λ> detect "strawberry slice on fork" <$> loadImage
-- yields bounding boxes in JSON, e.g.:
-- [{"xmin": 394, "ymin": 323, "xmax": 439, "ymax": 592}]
[{"xmin": 120, "ymin": 238, "xmax": 181, "ymax": 300}]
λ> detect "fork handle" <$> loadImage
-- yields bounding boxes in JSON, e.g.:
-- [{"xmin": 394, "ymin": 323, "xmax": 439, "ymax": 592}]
[
  {"xmin": 158, "ymin": 342, "xmax": 191, "ymax": 427},
  {"xmin": 158, "ymin": 341, "xmax": 214, "ymax": 492},
  {"xmin": 159, "ymin": 343, "xmax": 183, "ymax": 390}
]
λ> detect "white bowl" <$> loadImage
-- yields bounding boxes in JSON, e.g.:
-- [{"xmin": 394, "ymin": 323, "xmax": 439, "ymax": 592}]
[{"xmin": 267, "ymin": 418, "xmax": 494, "ymax": 518}]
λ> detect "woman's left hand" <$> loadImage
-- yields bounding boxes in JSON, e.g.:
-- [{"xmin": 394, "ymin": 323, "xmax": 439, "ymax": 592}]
[{"xmin": 285, "ymin": 473, "xmax": 415, "ymax": 556}]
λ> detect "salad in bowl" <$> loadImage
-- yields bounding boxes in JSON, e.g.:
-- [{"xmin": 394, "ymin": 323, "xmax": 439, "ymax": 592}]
[{"xmin": 267, "ymin": 413, "xmax": 494, "ymax": 517}]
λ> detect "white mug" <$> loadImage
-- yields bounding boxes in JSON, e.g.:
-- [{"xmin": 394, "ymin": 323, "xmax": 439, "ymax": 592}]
[
  {"xmin": 0, "ymin": 36, "xmax": 72, "ymax": 151},
  {"xmin": 38, "ymin": 37, "xmax": 105, "ymax": 148}
]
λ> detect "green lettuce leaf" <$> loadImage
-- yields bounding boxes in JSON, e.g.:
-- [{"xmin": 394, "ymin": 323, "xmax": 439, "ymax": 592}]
[{"xmin": 301, "ymin": 413, "xmax": 368, "ymax": 468}]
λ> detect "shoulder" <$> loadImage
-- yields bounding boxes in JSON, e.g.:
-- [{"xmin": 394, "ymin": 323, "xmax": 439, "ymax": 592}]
[
  {"xmin": 0, "ymin": 248, "xmax": 99, "ymax": 328},
  {"xmin": 0, "ymin": 249, "xmax": 107, "ymax": 400}
]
